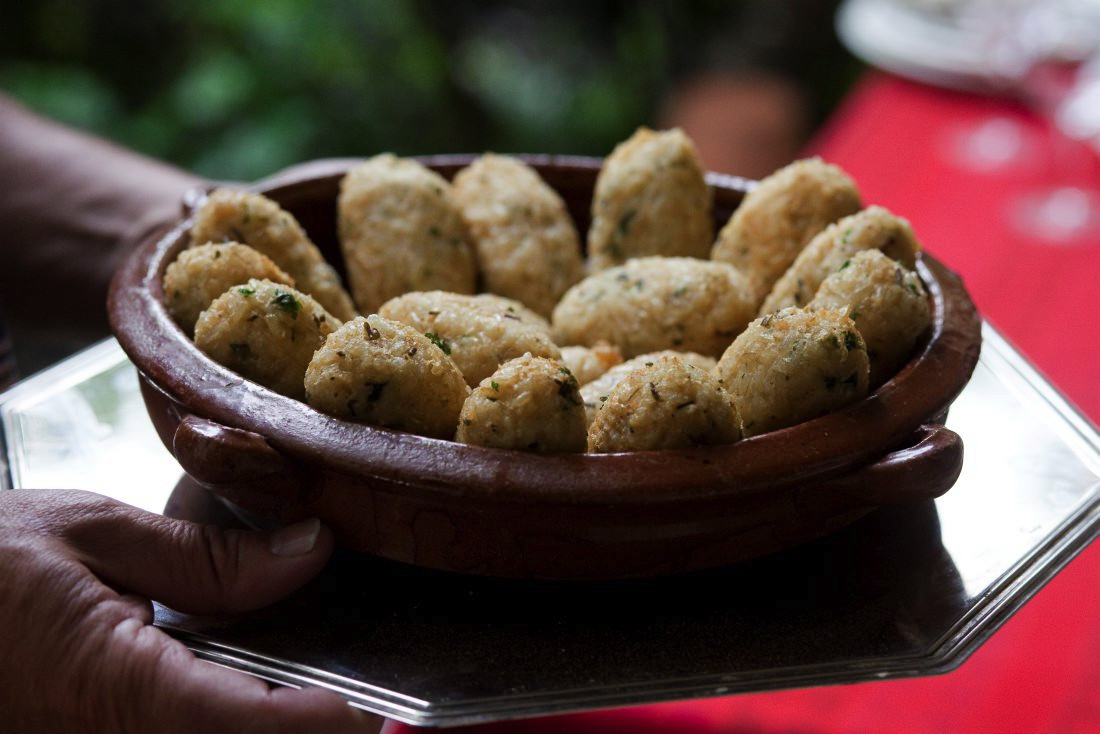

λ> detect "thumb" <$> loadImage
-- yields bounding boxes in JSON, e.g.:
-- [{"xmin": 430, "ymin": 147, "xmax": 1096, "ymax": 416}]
[{"xmin": 51, "ymin": 489, "xmax": 334, "ymax": 614}]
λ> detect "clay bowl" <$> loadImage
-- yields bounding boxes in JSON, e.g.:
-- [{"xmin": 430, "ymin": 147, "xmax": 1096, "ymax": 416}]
[{"xmin": 108, "ymin": 155, "xmax": 982, "ymax": 580}]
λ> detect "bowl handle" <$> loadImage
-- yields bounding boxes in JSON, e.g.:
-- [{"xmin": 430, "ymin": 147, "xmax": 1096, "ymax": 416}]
[
  {"xmin": 843, "ymin": 423, "xmax": 964, "ymax": 505},
  {"xmin": 172, "ymin": 413, "xmax": 305, "ymax": 516}
]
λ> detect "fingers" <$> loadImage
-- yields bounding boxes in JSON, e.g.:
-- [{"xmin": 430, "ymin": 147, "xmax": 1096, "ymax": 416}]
[
  {"xmin": 117, "ymin": 592, "xmax": 154, "ymax": 623},
  {"xmin": 37, "ymin": 489, "xmax": 335, "ymax": 615},
  {"xmin": 83, "ymin": 598, "xmax": 381, "ymax": 734},
  {"xmin": 1, "ymin": 490, "xmax": 380, "ymax": 733}
]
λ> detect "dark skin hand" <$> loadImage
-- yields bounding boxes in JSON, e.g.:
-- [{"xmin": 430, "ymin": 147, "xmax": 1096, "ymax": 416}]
[
  {"xmin": 0, "ymin": 488, "xmax": 382, "ymax": 733},
  {"xmin": 0, "ymin": 95, "xmax": 203, "ymax": 335},
  {"xmin": 0, "ymin": 94, "xmax": 383, "ymax": 732},
  {"xmin": 0, "ymin": 94, "xmax": 205, "ymax": 371}
]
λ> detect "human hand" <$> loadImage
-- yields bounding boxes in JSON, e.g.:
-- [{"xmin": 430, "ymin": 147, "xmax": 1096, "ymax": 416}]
[
  {"xmin": 0, "ymin": 94, "xmax": 206, "ymax": 370},
  {"xmin": 0, "ymin": 488, "xmax": 382, "ymax": 733}
]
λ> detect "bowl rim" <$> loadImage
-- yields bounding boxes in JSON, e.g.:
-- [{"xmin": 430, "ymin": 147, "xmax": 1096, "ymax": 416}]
[{"xmin": 108, "ymin": 155, "xmax": 982, "ymax": 506}]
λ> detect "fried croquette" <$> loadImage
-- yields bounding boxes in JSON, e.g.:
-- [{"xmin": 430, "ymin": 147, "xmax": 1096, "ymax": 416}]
[
  {"xmin": 714, "ymin": 307, "xmax": 869, "ymax": 437},
  {"xmin": 190, "ymin": 189, "xmax": 357, "ymax": 321},
  {"xmin": 758, "ymin": 205, "xmax": 921, "ymax": 315},
  {"xmin": 163, "ymin": 242, "xmax": 294, "ymax": 335},
  {"xmin": 452, "ymin": 154, "xmax": 585, "ymax": 317},
  {"xmin": 455, "ymin": 354, "xmax": 587, "ymax": 452},
  {"xmin": 379, "ymin": 290, "xmax": 561, "ymax": 387},
  {"xmin": 710, "ymin": 157, "xmax": 862, "ymax": 301},
  {"xmin": 587, "ymin": 355, "xmax": 741, "ymax": 452},
  {"xmin": 587, "ymin": 127, "xmax": 713, "ymax": 272},
  {"xmin": 809, "ymin": 249, "xmax": 931, "ymax": 387},
  {"xmin": 559, "ymin": 341, "xmax": 624, "ymax": 386},
  {"xmin": 338, "ymin": 154, "xmax": 478, "ymax": 314},
  {"xmin": 193, "ymin": 279, "xmax": 340, "ymax": 400},
  {"xmin": 579, "ymin": 350, "xmax": 717, "ymax": 427},
  {"xmin": 304, "ymin": 315, "xmax": 468, "ymax": 439},
  {"xmin": 551, "ymin": 256, "xmax": 756, "ymax": 359}
]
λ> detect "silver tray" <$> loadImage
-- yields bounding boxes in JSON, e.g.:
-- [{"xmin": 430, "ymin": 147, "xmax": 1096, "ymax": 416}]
[{"xmin": 2, "ymin": 324, "xmax": 1098, "ymax": 728}]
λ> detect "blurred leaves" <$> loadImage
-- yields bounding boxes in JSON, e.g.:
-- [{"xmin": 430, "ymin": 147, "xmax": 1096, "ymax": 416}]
[
  {"xmin": 1, "ymin": 0, "xmax": 850, "ymax": 181},
  {"xmin": 0, "ymin": 63, "xmax": 120, "ymax": 129}
]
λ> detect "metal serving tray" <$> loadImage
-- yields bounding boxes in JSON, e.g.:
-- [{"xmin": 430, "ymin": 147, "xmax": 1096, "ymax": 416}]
[{"xmin": 2, "ymin": 324, "xmax": 1097, "ymax": 728}]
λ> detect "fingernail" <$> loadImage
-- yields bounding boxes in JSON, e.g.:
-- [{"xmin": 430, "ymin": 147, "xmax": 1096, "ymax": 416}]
[{"xmin": 268, "ymin": 517, "xmax": 322, "ymax": 557}]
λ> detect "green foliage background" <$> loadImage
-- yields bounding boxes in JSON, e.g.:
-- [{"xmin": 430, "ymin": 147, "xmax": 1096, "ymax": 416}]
[{"xmin": 1, "ymin": 0, "xmax": 855, "ymax": 182}]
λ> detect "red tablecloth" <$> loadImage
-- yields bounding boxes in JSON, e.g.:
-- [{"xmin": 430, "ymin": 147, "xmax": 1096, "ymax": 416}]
[{"xmin": 387, "ymin": 74, "xmax": 1100, "ymax": 734}]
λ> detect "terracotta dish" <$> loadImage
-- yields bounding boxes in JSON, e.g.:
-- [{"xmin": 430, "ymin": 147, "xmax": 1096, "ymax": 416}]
[{"xmin": 108, "ymin": 156, "xmax": 982, "ymax": 580}]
